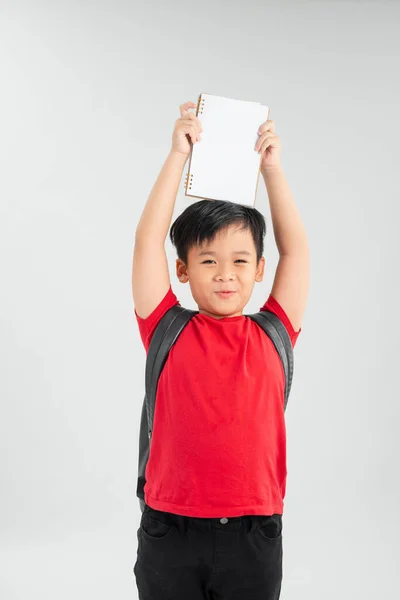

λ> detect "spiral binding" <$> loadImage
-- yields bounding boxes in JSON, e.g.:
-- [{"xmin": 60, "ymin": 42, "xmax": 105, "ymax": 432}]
[
  {"xmin": 184, "ymin": 172, "xmax": 193, "ymax": 191},
  {"xmin": 197, "ymin": 95, "xmax": 205, "ymax": 115},
  {"xmin": 184, "ymin": 94, "xmax": 205, "ymax": 192}
]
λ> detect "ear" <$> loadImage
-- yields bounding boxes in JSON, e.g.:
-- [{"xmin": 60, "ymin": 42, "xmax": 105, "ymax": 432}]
[
  {"xmin": 176, "ymin": 259, "xmax": 189, "ymax": 283},
  {"xmin": 255, "ymin": 257, "xmax": 265, "ymax": 283}
]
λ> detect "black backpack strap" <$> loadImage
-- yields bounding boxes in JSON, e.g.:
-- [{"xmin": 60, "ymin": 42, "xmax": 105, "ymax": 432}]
[
  {"xmin": 247, "ymin": 310, "xmax": 294, "ymax": 411},
  {"xmin": 145, "ymin": 305, "xmax": 198, "ymax": 440},
  {"xmin": 137, "ymin": 305, "xmax": 197, "ymax": 511}
]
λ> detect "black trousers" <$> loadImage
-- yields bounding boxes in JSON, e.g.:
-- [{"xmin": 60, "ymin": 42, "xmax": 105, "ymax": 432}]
[{"xmin": 133, "ymin": 503, "xmax": 283, "ymax": 600}]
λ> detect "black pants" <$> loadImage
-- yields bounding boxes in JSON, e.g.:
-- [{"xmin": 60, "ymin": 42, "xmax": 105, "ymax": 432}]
[{"xmin": 133, "ymin": 503, "xmax": 283, "ymax": 600}]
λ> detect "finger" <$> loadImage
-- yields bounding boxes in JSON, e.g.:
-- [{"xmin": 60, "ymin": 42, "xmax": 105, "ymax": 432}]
[
  {"xmin": 181, "ymin": 116, "xmax": 203, "ymax": 133},
  {"xmin": 258, "ymin": 119, "xmax": 275, "ymax": 135},
  {"xmin": 259, "ymin": 132, "xmax": 276, "ymax": 141},
  {"xmin": 260, "ymin": 136, "xmax": 277, "ymax": 154},
  {"xmin": 255, "ymin": 132, "xmax": 276, "ymax": 151},
  {"xmin": 183, "ymin": 124, "xmax": 198, "ymax": 145},
  {"xmin": 181, "ymin": 113, "xmax": 201, "ymax": 124},
  {"xmin": 179, "ymin": 101, "xmax": 197, "ymax": 117}
]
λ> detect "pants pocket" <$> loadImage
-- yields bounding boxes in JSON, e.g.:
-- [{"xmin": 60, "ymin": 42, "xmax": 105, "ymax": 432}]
[
  {"xmin": 140, "ymin": 508, "xmax": 176, "ymax": 541},
  {"xmin": 255, "ymin": 514, "xmax": 283, "ymax": 541}
]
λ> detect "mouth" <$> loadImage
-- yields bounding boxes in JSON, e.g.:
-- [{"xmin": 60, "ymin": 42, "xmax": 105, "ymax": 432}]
[{"xmin": 216, "ymin": 291, "xmax": 236, "ymax": 298}]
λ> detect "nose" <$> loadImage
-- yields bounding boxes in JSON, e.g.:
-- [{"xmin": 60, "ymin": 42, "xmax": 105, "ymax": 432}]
[{"xmin": 215, "ymin": 269, "xmax": 235, "ymax": 281}]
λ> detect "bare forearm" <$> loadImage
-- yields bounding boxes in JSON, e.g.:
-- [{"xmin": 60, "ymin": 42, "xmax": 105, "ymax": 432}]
[
  {"xmin": 135, "ymin": 150, "xmax": 188, "ymax": 243},
  {"xmin": 261, "ymin": 166, "xmax": 309, "ymax": 256}
]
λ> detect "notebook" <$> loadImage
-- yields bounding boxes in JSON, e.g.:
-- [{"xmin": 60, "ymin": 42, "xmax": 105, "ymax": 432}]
[{"xmin": 184, "ymin": 93, "xmax": 269, "ymax": 207}]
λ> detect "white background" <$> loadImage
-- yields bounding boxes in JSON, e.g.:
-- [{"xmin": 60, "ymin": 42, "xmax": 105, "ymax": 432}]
[{"xmin": 1, "ymin": 1, "xmax": 399, "ymax": 598}]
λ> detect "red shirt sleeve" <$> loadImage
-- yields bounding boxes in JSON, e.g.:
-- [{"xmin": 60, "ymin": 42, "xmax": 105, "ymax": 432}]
[
  {"xmin": 260, "ymin": 294, "xmax": 301, "ymax": 348},
  {"xmin": 134, "ymin": 286, "xmax": 181, "ymax": 352}
]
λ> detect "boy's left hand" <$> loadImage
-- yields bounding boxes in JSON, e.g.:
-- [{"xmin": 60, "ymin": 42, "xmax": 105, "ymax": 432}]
[{"xmin": 256, "ymin": 119, "xmax": 282, "ymax": 171}]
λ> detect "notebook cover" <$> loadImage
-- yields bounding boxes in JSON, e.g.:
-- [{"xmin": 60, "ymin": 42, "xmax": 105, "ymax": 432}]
[{"xmin": 184, "ymin": 93, "xmax": 269, "ymax": 207}]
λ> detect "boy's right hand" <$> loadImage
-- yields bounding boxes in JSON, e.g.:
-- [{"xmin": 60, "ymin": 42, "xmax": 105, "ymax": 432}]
[{"xmin": 171, "ymin": 101, "xmax": 203, "ymax": 157}]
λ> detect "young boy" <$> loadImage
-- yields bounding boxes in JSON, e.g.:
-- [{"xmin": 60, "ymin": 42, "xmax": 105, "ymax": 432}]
[{"xmin": 132, "ymin": 100, "xmax": 310, "ymax": 600}]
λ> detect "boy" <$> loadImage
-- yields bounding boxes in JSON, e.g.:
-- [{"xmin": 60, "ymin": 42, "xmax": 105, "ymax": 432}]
[{"xmin": 132, "ymin": 100, "xmax": 310, "ymax": 600}]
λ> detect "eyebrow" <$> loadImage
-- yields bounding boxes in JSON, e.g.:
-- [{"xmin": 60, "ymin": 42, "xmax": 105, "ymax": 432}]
[{"xmin": 197, "ymin": 250, "xmax": 252, "ymax": 256}]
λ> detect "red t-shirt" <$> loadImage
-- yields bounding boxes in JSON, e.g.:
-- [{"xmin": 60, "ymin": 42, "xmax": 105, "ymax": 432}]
[{"xmin": 134, "ymin": 286, "xmax": 301, "ymax": 518}]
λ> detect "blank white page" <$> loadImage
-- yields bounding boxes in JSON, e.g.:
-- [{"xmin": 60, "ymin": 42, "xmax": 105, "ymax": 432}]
[{"xmin": 185, "ymin": 93, "xmax": 269, "ymax": 207}]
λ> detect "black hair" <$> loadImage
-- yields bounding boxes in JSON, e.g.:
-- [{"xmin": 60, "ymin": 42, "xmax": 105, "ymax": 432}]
[{"xmin": 169, "ymin": 199, "xmax": 266, "ymax": 266}]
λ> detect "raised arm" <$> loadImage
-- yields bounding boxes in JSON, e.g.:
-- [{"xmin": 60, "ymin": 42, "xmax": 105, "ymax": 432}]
[
  {"xmin": 132, "ymin": 101, "xmax": 203, "ymax": 319},
  {"xmin": 256, "ymin": 119, "xmax": 310, "ymax": 332}
]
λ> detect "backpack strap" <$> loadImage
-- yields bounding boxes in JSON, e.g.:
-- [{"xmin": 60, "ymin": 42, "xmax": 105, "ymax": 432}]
[
  {"xmin": 145, "ymin": 306, "xmax": 198, "ymax": 441},
  {"xmin": 247, "ymin": 310, "xmax": 294, "ymax": 411},
  {"xmin": 137, "ymin": 305, "xmax": 197, "ymax": 512}
]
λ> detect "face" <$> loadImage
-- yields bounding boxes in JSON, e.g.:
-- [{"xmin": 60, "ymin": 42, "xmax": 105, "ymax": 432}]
[{"xmin": 176, "ymin": 224, "xmax": 265, "ymax": 319}]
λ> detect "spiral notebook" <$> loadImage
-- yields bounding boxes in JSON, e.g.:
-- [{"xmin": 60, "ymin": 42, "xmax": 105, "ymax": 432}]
[{"xmin": 184, "ymin": 93, "xmax": 269, "ymax": 207}]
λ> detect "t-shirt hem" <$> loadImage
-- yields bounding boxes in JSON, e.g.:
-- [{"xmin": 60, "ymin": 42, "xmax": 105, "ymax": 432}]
[{"xmin": 145, "ymin": 493, "xmax": 284, "ymax": 517}]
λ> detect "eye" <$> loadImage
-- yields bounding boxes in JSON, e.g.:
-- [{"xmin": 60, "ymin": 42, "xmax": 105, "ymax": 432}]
[{"xmin": 201, "ymin": 259, "xmax": 247, "ymax": 264}]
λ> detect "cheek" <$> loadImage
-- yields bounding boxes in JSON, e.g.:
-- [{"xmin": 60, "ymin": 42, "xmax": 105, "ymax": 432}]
[
  {"xmin": 188, "ymin": 270, "xmax": 209, "ymax": 291},
  {"xmin": 193, "ymin": 268, "xmax": 211, "ymax": 281}
]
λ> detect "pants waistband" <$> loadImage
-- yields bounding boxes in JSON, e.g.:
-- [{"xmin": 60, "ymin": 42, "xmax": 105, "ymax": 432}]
[{"xmin": 143, "ymin": 503, "xmax": 282, "ymax": 533}]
